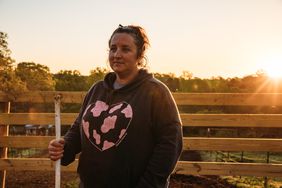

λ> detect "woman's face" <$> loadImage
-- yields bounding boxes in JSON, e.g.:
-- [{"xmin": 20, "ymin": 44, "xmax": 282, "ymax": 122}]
[{"xmin": 108, "ymin": 33, "xmax": 139, "ymax": 76}]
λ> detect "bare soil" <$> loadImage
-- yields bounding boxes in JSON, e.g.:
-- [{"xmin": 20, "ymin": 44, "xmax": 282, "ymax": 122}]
[{"xmin": 5, "ymin": 171, "xmax": 236, "ymax": 188}]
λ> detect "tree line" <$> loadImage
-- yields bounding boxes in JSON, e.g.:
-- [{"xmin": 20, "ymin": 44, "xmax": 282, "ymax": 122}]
[{"xmin": 1, "ymin": 31, "xmax": 282, "ymax": 96}]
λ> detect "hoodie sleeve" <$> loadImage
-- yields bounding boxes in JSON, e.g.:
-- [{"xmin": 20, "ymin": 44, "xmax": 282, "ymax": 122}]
[
  {"xmin": 136, "ymin": 83, "xmax": 183, "ymax": 188},
  {"xmin": 61, "ymin": 88, "xmax": 92, "ymax": 166},
  {"xmin": 61, "ymin": 114, "xmax": 82, "ymax": 166}
]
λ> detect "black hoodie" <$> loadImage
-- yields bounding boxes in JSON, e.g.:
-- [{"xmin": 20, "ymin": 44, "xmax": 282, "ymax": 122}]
[{"xmin": 62, "ymin": 69, "xmax": 183, "ymax": 188}]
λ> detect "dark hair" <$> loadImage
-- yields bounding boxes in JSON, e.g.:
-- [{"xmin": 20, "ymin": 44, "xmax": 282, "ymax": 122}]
[{"xmin": 108, "ymin": 24, "xmax": 150, "ymax": 67}]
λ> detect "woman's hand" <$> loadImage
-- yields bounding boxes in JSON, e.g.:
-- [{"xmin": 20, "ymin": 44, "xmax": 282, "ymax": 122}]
[{"xmin": 48, "ymin": 138, "xmax": 65, "ymax": 161}]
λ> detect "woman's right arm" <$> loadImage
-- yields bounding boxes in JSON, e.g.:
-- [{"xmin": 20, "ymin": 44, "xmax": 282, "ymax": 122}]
[
  {"xmin": 61, "ymin": 115, "xmax": 82, "ymax": 165},
  {"xmin": 48, "ymin": 83, "xmax": 100, "ymax": 165},
  {"xmin": 48, "ymin": 84, "xmax": 95, "ymax": 165},
  {"xmin": 47, "ymin": 115, "xmax": 82, "ymax": 165}
]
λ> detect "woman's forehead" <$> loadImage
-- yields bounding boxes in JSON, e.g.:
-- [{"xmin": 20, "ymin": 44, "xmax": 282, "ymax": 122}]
[{"xmin": 110, "ymin": 33, "xmax": 135, "ymax": 46}]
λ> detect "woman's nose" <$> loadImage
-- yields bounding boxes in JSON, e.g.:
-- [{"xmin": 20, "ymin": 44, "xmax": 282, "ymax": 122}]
[{"xmin": 114, "ymin": 49, "xmax": 121, "ymax": 58}]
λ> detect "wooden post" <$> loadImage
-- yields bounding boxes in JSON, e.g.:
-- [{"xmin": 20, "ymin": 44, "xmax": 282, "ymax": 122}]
[
  {"xmin": 0, "ymin": 102, "xmax": 10, "ymax": 188},
  {"xmin": 54, "ymin": 95, "xmax": 61, "ymax": 188},
  {"xmin": 264, "ymin": 152, "xmax": 270, "ymax": 188}
]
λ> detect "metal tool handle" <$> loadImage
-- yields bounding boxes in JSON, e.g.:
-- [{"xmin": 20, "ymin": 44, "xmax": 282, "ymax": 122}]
[{"xmin": 54, "ymin": 95, "xmax": 61, "ymax": 188}]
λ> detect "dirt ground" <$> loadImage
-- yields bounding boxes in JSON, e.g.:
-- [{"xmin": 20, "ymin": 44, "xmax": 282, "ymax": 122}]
[{"xmin": 5, "ymin": 171, "xmax": 236, "ymax": 188}]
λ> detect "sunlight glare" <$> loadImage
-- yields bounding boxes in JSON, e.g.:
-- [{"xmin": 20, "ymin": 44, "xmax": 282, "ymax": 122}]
[
  {"xmin": 260, "ymin": 56, "xmax": 282, "ymax": 80},
  {"xmin": 264, "ymin": 65, "xmax": 282, "ymax": 80},
  {"xmin": 266, "ymin": 67, "xmax": 282, "ymax": 79}
]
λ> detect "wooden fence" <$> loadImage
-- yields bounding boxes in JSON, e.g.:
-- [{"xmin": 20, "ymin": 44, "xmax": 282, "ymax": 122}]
[{"xmin": 1, "ymin": 91, "xmax": 282, "ymax": 187}]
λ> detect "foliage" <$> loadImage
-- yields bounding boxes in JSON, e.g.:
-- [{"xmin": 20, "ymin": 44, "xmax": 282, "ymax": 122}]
[
  {"xmin": 0, "ymin": 32, "xmax": 14, "ymax": 69},
  {"xmin": 154, "ymin": 72, "xmax": 179, "ymax": 92},
  {"xmin": 0, "ymin": 69, "xmax": 27, "ymax": 97},
  {"xmin": 87, "ymin": 67, "xmax": 109, "ymax": 88},
  {"xmin": 0, "ymin": 31, "xmax": 27, "ymax": 96},
  {"xmin": 180, "ymin": 70, "xmax": 193, "ymax": 80},
  {"xmin": 54, "ymin": 70, "xmax": 88, "ymax": 91},
  {"xmin": 53, "ymin": 67, "xmax": 109, "ymax": 91},
  {"xmin": 2, "ymin": 30, "xmax": 282, "ymax": 95},
  {"xmin": 15, "ymin": 62, "xmax": 55, "ymax": 91}
]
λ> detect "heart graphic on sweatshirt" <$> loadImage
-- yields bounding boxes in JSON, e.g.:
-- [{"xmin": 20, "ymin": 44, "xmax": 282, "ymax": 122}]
[{"xmin": 82, "ymin": 100, "xmax": 133, "ymax": 151}]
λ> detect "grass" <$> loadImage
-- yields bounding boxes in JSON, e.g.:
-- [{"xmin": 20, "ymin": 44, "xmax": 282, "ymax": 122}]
[{"xmin": 222, "ymin": 176, "xmax": 282, "ymax": 188}]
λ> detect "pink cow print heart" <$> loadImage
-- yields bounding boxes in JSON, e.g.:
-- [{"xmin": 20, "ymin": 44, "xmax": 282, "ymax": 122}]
[{"xmin": 82, "ymin": 100, "xmax": 133, "ymax": 151}]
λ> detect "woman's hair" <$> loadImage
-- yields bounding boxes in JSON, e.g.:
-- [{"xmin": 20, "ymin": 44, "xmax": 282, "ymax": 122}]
[{"xmin": 108, "ymin": 24, "xmax": 150, "ymax": 67}]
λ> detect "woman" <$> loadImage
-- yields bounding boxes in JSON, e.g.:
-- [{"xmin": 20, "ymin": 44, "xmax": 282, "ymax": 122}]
[{"xmin": 48, "ymin": 24, "xmax": 183, "ymax": 188}]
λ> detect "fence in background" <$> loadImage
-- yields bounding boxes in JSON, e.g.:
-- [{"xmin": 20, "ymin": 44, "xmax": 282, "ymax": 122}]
[{"xmin": 1, "ymin": 91, "xmax": 282, "ymax": 187}]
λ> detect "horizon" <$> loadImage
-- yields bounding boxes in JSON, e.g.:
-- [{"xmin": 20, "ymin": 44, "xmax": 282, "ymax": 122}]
[
  {"xmin": 48, "ymin": 65, "xmax": 265, "ymax": 79},
  {"xmin": 16, "ymin": 62, "xmax": 276, "ymax": 80}
]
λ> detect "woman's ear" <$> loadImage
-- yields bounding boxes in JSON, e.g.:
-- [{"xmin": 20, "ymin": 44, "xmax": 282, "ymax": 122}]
[{"xmin": 137, "ymin": 58, "xmax": 142, "ymax": 66}]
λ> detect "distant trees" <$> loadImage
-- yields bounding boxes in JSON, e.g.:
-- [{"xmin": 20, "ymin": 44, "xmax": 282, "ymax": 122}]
[
  {"xmin": 1, "ymin": 32, "xmax": 56, "ymax": 94},
  {"xmin": 51, "ymin": 68, "xmax": 281, "ymax": 93},
  {"xmin": 0, "ymin": 32, "xmax": 26, "ymax": 96},
  {"xmin": 88, "ymin": 67, "xmax": 109, "ymax": 87},
  {"xmin": 154, "ymin": 73, "xmax": 179, "ymax": 92},
  {"xmin": 54, "ymin": 70, "xmax": 88, "ymax": 91},
  {"xmin": 1, "ymin": 31, "xmax": 282, "ymax": 95},
  {"xmin": 53, "ymin": 67, "xmax": 109, "ymax": 91},
  {"xmin": 16, "ymin": 62, "xmax": 55, "ymax": 91},
  {"xmin": 0, "ymin": 32, "xmax": 14, "ymax": 69},
  {"xmin": 0, "ymin": 31, "xmax": 110, "ymax": 94}
]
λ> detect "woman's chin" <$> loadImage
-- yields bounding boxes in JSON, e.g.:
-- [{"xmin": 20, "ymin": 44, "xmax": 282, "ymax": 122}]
[
  {"xmin": 111, "ymin": 65, "xmax": 124, "ymax": 73},
  {"xmin": 112, "ymin": 67, "xmax": 121, "ymax": 73}
]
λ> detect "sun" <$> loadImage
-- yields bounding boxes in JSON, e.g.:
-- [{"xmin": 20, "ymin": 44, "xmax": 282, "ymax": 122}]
[
  {"xmin": 259, "ymin": 57, "xmax": 282, "ymax": 80},
  {"xmin": 264, "ymin": 66, "xmax": 282, "ymax": 80},
  {"xmin": 255, "ymin": 59, "xmax": 282, "ymax": 93}
]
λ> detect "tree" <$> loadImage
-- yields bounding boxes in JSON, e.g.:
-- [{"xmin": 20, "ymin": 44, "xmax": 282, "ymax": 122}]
[
  {"xmin": 0, "ymin": 69, "xmax": 27, "ymax": 96},
  {"xmin": 15, "ymin": 62, "xmax": 55, "ymax": 91},
  {"xmin": 179, "ymin": 71, "xmax": 194, "ymax": 92},
  {"xmin": 226, "ymin": 77, "xmax": 241, "ymax": 92},
  {"xmin": 154, "ymin": 73, "xmax": 179, "ymax": 92},
  {"xmin": 180, "ymin": 71, "xmax": 193, "ymax": 80},
  {"xmin": 87, "ymin": 67, "xmax": 109, "ymax": 88},
  {"xmin": 0, "ymin": 32, "xmax": 14, "ymax": 70},
  {"xmin": 0, "ymin": 32, "xmax": 26, "ymax": 96},
  {"xmin": 54, "ymin": 70, "xmax": 88, "ymax": 91}
]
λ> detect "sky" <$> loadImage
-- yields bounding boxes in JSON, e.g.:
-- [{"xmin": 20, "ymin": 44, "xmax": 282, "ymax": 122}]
[{"xmin": 1, "ymin": 0, "xmax": 282, "ymax": 78}]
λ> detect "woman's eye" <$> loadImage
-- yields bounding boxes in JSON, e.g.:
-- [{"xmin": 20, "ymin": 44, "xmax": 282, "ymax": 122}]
[
  {"xmin": 110, "ymin": 47, "xmax": 116, "ymax": 52},
  {"xmin": 123, "ymin": 48, "xmax": 130, "ymax": 52}
]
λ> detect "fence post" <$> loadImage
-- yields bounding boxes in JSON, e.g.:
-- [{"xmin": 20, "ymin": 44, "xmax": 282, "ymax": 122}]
[
  {"xmin": 0, "ymin": 102, "xmax": 10, "ymax": 188},
  {"xmin": 264, "ymin": 152, "xmax": 270, "ymax": 188}
]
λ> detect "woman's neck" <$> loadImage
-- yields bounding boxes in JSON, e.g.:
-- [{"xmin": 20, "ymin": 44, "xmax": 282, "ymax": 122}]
[{"xmin": 115, "ymin": 69, "xmax": 139, "ymax": 85}]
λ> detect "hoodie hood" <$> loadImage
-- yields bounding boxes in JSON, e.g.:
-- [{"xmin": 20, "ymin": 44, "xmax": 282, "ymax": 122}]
[{"xmin": 103, "ymin": 69, "xmax": 153, "ymax": 92}]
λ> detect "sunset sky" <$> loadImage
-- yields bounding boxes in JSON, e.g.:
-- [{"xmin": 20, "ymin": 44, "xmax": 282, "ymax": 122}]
[{"xmin": 1, "ymin": 0, "xmax": 282, "ymax": 78}]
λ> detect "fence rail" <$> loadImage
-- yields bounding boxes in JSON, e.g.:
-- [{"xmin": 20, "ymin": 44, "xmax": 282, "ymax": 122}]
[
  {"xmin": 1, "ymin": 91, "xmax": 282, "ymax": 185},
  {"xmin": 1, "ymin": 113, "xmax": 282, "ymax": 127},
  {"xmin": 1, "ymin": 136, "xmax": 282, "ymax": 152},
  {"xmin": 1, "ymin": 91, "xmax": 282, "ymax": 105}
]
